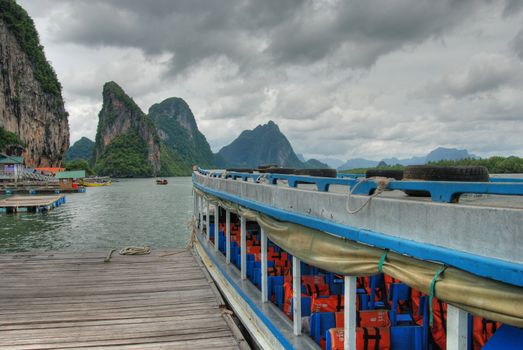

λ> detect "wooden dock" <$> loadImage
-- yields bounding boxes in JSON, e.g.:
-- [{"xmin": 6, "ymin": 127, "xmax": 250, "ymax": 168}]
[
  {"xmin": 0, "ymin": 194, "xmax": 65, "ymax": 213},
  {"xmin": 0, "ymin": 250, "xmax": 247, "ymax": 349}
]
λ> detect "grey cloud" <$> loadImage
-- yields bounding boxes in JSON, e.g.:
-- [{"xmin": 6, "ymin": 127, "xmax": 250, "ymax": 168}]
[
  {"xmin": 510, "ymin": 28, "xmax": 523, "ymax": 60},
  {"xmin": 18, "ymin": 0, "xmax": 523, "ymax": 159},
  {"xmin": 417, "ymin": 54, "xmax": 522, "ymax": 99},
  {"xmin": 46, "ymin": 0, "xmax": 512, "ymax": 75}
]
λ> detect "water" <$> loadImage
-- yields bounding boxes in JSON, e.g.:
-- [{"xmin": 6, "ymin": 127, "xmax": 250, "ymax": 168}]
[{"xmin": 0, "ymin": 177, "xmax": 194, "ymax": 253}]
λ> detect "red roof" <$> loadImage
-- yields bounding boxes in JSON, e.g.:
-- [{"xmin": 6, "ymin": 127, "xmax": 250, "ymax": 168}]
[{"xmin": 35, "ymin": 167, "xmax": 65, "ymax": 175}]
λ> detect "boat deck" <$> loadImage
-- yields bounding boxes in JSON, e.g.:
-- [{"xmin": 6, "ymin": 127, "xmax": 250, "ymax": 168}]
[
  {"xmin": 0, "ymin": 250, "xmax": 246, "ymax": 349},
  {"xmin": 0, "ymin": 194, "xmax": 66, "ymax": 213}
]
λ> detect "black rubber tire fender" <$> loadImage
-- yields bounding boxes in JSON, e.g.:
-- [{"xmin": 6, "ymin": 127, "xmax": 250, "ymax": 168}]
[
  {"xmin": 226, "ymin": 168, "xmax": 254, "ymax": 173},
  {"xmin": 403, "ymin": 165, "xmax": 489, "ymax": 197},
  {"xmin": 267, "ymin": 167, "xmax": 296, "ymax": 174},
  {"xmin": 365, "ymin": 169, "xmax": 404, "ymax": 180},
  {"xmin": 258, "ymin": 164, "xmax": 279, "ymax": 170},
  {"xmin": 403, "ymin": 165, "xmax": 489, "ymax": 182}
]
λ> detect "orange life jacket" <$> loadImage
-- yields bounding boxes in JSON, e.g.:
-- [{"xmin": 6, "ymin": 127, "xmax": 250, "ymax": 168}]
[
  {"xmin": 328, "ymin": 327, "xmax": 391, "ymax": 350},
  {"xmin": 311, "ymin": 294, "xmax": 352, "ymax": 313},
  {"xmin": 301, "ymin": 275, "xmax": 330, "ymax": 297},
  {"xmin": 411, "ymin": 288, "xmax": 424, "ymax": 325},
  {"xmin": 332, "ymin": 310, "xmax": 390, "ymax": 328},
  {"xmin": 472, "ymin": 317, "xmax": 501, "ymax": 350},
  {"xmin": 246, "ymin": 246, "xmax": 261, "ymax": 261},
  {"xmin": 430, "ymin": 297, "xmax": 447, "ymax": 350},
  {"xmin": 358, "ymin": 310, "xmax": 391, "ymax": 328}
]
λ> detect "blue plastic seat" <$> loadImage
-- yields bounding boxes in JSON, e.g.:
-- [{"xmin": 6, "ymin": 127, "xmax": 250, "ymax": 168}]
[
  {"xmin": 268, "ymin": 276, "xmax": 284, "ymax": 303},
  {"xmin": 389, "ymin": 283, "xmax": 414, "ymax": 325},
  {"xmin": 290, "ymin": 296, "xmax": 312, "ymax": 317},
  {"xmin": 482, "ymin": 325, "xmax": 523, "ymax": 350},
  {"xmin": 368, "ymin": 274, "xmax": 387, "ymax": 310},
  {"xmin": 310, "ymin": 312, "xmax": 336, "ymax": 344},
  {"xmin": 390, "ymin": 325, "xmax": 423, "ymax": 350}
]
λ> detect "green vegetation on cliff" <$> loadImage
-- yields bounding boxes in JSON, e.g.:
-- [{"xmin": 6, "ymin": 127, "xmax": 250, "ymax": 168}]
[
  {"xmin": 149, "ymin": 97, "xmax": 215, "ymax": 175},
  {"xmin": 65, "ymin": 137, "xmax": 94, "ymax": 162},
  {"xmin": 158, "ymin": 143, "xmax": 189, "ymax": 176},
  {"xmin": 0, "ymin": 127, "xmax": 24, "ymax": 150},
  {"xmin": 93, "ymin": 82, "xmax": 160, "ymax": 177},
  {"xmin": 0, "ymin": 0, "xmax": 62, "ymax": 97},
  {"xmin": 94, "ymin": 131, "xmax": 152, "ymax": 177}
]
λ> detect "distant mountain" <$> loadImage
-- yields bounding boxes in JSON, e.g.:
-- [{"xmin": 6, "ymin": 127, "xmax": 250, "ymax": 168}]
[
  {"xmin": 426, "ymin": 147, "xmax": 475, "ymax": 162},
  {"xmin": 65, "ymin": 137, "xmax": 94, "ymax": 162},
  {"xmin": 303, "ymin": 158, "xmax": 330, "ymax": 168},
  {"xmin": 93, "ymin": 81, "xmax": 160, "ymax": 177},
  {"xmin": 218, "ymin": 121, "xmax": 303, "ymax": 168},
  {"xmin": 318, "ymin": 157, "xmax": 344, "ymax": 169},
  {"xmin": 296, "ymin": 153, "xmax": 306, "ymax": 162},
  {"xmin": 149, "ymin": 97, "xmax": 215, "ymax": 176},
  {"xmin": 338, "ymin": 158, "xmax": 379, "ymax": 170},
  {"xmin": 380, "ymin": 156, "xmax": 426, "ymax": 166},
  {"xmin": 295, "ymin": 154, "xmax": 331, "ymax": 168},
  {"xmin": 338, "ymin": 147, "xmax": 476, "ymax": 170}
]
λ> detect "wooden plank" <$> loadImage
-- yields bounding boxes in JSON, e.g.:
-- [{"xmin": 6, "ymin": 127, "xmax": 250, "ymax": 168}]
[{"xmin": 0, "ymin": 250, "xmax": 242, "ymax": 349}]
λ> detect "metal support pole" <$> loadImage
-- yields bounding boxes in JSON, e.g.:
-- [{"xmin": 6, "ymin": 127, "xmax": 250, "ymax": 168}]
[
  {"xmin": 193, "ymin": 193, "xmax": 198, "ymax": 227},
  {"xmin": 214, "ymin": 204, "xmax": 219, "ymax": 251},
  {"xmin": 447, "ymin": 304, "xmax": 468, "ymax": 350},
  {"xmin": 261, "ymin": 227, "xmax": 268, "ymax": 302},
  {"xmin": 206, "ymin": 200, "xmax": 210, "ymax": 241},
  {"xmin": 225, "ymin": 209, "xmax": 231, "ymax": 264},
  {"xmin": 344, "ymin": 276, "xmax": 357, "ymax": 350},
  {"xmin": 292, "ymin": 256, "xmax": 301, "ymax": 335},
  {"xmin": 198, "ymin": 196, "xmax": 202, "ymax": 234},
  {"xmin": 240, "ymin": 216, "xmax": 247, "ymax": 280}
]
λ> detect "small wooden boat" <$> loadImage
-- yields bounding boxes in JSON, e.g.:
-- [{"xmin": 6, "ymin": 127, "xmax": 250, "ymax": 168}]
[
  {"xmin": 156, "ymin": 178, "xmax": 168, "ymax": 185},
  {"xmin": 80, "ymin": 177, "xmax": 112, "ymax": 187}
]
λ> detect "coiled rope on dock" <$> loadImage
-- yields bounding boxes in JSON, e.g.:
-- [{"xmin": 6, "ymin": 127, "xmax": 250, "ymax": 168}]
[
  {"xmin": 103, "ymin": 246, "xmax": 151, "ymax": 263},
  {"xmin": 119, "ymin": 246, "xmax": 151, "ymax": 255}
]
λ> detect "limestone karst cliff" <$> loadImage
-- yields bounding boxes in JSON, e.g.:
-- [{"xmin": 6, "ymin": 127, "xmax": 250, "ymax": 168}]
[
  {"xmin": 0, "ymin": 0, "xmax": 69, "ymax": 166},
  {"xmin": 93, "ymin": 82, "xmax": 160, "ymax": 177}
]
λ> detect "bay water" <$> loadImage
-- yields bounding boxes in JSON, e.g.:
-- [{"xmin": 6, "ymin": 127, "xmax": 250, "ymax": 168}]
[{"xmin": 0, "ymin": 177, "xmax": 193, "ymax": 253}]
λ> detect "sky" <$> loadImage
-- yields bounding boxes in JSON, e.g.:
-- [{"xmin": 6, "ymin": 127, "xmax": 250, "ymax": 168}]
[{"xmin": 19, "ymin": 0, "xmax": 523, "ymax": 161}]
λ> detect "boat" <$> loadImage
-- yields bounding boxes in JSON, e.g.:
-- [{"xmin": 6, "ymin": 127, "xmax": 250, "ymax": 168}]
[
  {"xmin": 191, "ymin": 167, "xmax": 523, "ymax": 350},
  {"xmin": 80, "ymin": 176, "xmax": 112, "ymax": 187},
  {"xmin": 156, "ymin": 178, "xmax": 168, "ymax": 185}
]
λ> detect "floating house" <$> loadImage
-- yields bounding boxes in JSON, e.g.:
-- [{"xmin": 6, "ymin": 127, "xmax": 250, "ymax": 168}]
[
  {"xmin": 0, "ymin": 153, "xmax": 24, "ymax": 183},
  {"xmin": 55, "ymin": 170, "xmax": 86, "ymax": 190}
]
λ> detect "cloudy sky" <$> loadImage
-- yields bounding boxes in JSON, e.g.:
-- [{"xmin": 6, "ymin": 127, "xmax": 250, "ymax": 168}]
[{"xmin": 19, "ymin": 0, "xmax": 523, "ymax": 161}]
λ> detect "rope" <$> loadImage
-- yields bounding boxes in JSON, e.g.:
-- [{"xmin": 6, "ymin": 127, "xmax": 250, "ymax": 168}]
[
  {"xmin": 345, "ymin": 177, "xmax": 391, "ymax": 214},
  {"xmin": 256, "ymin": 173, "xmax": 268, "ymax": 183},
  {"xmin": 119, "ymin": 246, "xmax": 151, "ymax": 255},
  {"xmin": 104, "ymin": 249, "xmax": 116, "ymax": 263},
  {"xmin": 378, "ymin": 250, "xmax": 389, "ymax": 273},
  {"xmin": 429, "ymin": 265, "xmax": 448, "ymax": 327}
]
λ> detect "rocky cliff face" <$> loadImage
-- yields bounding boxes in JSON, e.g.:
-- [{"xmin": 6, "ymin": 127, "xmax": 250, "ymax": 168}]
[
  {"xmin": 0, "ymin": 2, "xmax": 69, "ymax": 167},
  {"xmin": 149, "ymin": 97, "xmax": 215, "ymax": 175},
  {"xmin": 93, "ymin": 82, "xmax": 160, "ymax": 176},
  {"xmin": 217, "ymin": 121, "xmax": 304, "ymax": 168}
]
